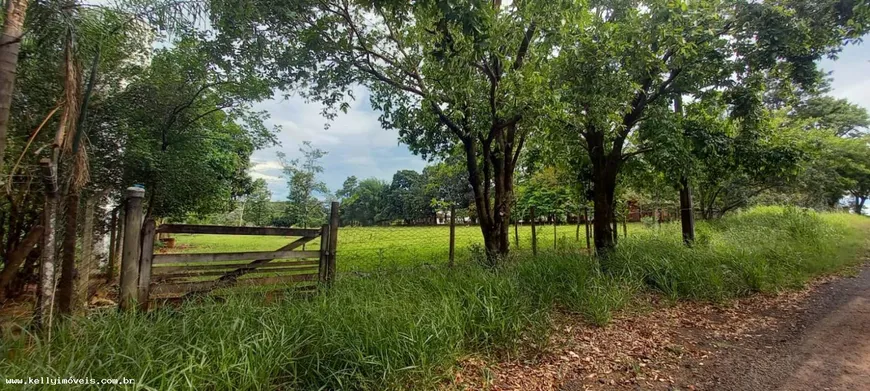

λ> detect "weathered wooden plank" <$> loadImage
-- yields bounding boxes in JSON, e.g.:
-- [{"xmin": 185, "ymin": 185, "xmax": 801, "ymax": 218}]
[
  {"xmin": 156, "ymin": 224, "xmax": 320, "ymax": 237},
  {"xmin": 182, "ymin": 236, "xmax": 318, "ymax": 298},
  {"xmin": 153, "ymin": 266, "xmax": 319, "ymax": 281},
  {"xmin": 150, "ymin": 283, "xmax": 318, "ymax": 301},
  {"xmin": 152, "ymin": 250, "xmax": 321, "ymax": 265},
  {"xmin": 120, "ymin": 187, "xmax": 145, "ymax": 312},
  {"xmin": 138, "ymin": 219, "xmax": 157, "ymax": 310},
  {"xmin": 151, "ymin": 273, "xmax": 318, "ymax": 296},
  {"xmin": 318, "ymin": 224, "xmax": 329, "ymax": 283},
  {"xmin": 327, "ymin": 201, "xmax": 339, "ymax": 283},
  {"xmin": 152, "ymin": 260, "xmax": 320, "ymax": 274}
]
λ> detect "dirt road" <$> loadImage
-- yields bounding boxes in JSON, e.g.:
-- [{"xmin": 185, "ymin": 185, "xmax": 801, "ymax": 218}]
[
  {"xmin": 687, "ymin": 265, "xmax": 870, "ymax": 390},
  {"xmin": 451, "ymin": 263, "xmax": 870, "ymax": 390}
]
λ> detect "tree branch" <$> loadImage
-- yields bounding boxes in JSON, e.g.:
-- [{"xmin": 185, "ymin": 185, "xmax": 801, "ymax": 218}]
[{"xmin": 511, "ymin": 22, "xmax": 537, "ymax": 71}]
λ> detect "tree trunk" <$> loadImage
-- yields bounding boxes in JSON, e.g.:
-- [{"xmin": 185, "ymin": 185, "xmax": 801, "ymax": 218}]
[
  {"xmin": 35, "ymin": 159, "xmax": 57, "ymax": 329},
  {"xmin": 855, "ymin": 196, "xmax": 866, "ymax": 215},
  {"xmin": 0, "ymin": 224, "xmax": 42, "ymax": 301},
  {"xmin": 0, "ymin": 0, "xmax": 29, "ymax": 170},
  {"xmin": 57, "ymin": 191, "xmax": 79, "ymax": 315},
  {"xmin": 589, "ymin": 131, "xmax": 618, "ymax": 253},
  {"xmin": 461, "ymin": 125, "xmax": 516, "ymax": 264},
  {"xmin": 76, "ymin": 196, "xmax": 95, "ymax": 313},
  {"xmin": 679, "ymin": 177, "xmax": 695, "ymax": 245}
]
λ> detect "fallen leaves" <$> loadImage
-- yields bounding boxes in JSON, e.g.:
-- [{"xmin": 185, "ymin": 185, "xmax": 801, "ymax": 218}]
[{"xmin": 447, "ymin": 276, "xmax": 838, "ymax": 391}]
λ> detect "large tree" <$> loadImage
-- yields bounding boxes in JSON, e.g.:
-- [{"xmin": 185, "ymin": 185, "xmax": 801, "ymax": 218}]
[
  {"xmin": 549, "ymin": 0, "xmax": 868, "ymax": 252},
  {"xmin": 112, "ymin": 34, "xmax": 275, "ymax": 219},
  {"xmin": 209, "ymin": 0, "xmax": 564, "ymax": 262}
]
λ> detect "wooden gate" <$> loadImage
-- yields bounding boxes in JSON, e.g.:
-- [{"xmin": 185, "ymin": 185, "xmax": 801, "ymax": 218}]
[
  {"xmin": 141, "ymin": 224, "xmax": 328, "ymax": 303},
  {"xmin": 117, "ymin": 186, "xmax": 340, "ymax": 311}
]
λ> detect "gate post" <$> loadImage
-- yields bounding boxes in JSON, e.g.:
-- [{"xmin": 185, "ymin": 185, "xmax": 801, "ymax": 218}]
[
  {"xmin": 319, "ymin": 224, "xmax": 330, "ymax": 283},
  {"xmin": 327, "ymin": 202, "xmax": 339, "ymax": 284},
  {"xmin": 119, "ymin": 186, "xmax": 145, "ymax": 312},
  {"xmin": 138, "ymin": 219, "xmax": 156, "ymax": 311}
]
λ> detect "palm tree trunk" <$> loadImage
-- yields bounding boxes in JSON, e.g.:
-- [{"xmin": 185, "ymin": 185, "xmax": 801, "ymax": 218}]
[{"xmin": 0, "ymin": 0, "xmax": 29, "ymax": 170}]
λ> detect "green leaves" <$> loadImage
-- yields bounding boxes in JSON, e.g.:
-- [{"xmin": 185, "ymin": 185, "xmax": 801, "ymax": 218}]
[{"xmin": 279, "ymin": 141, "xmax": 329, "ymax": 228}]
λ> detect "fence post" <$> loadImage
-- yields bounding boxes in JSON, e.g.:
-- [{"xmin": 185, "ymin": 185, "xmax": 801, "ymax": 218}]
[
  {"xmin": 530, "ymin": 206, "xmax": 537, "ymax": 256},
  {"xmin": 34, "ymin": 159, "xmax": 57, "ymax": 330},
  {"xmin": 448, "ymin": 204, "xmax": 455, "ymax": 267},
  {"xmin": 106, "ymin": 207, "xmax": 118, "ymax": 284},
  {"xmin": 319, "ymin": 224, "xmax": 330, "ymax": 283},
  {"xmin": 612, "ymin": 212, "xmax": 619, "ymax": 245},
  {"xmin": 327, "ymin": 201, "xmax": 340, "ymax": 284},
  {"xmin": 514, "ymin": 218, "xmax": 519, "ymax": 249},
  {"xmin": 623, "ymin": 213, "xmax": 628, "ymax": 238},
  {"xmin": 575, "ymin": 206, "xmax": 581, "ymax": 241},
  {"xmin": 553, "ymin": 218, "xmax": 557, "ymax": 250},
  {"xmin": 119, "ymin": 186, "xmax": 145, "ymax": 312},
  {"xmin": 584, "ymin": 207, "xmax": 591, "ymax": 250},
  {"xmin": 137, "ymin": 219, "xmax": 156, "ymax": 311},
  {"xmin": 113, "ymin": 208, "xmax": 125, "ymax": 283}
]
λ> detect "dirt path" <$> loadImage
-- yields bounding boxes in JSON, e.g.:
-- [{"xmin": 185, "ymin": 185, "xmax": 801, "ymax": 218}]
[
  {"xmin": 688, "ymin": 264, "xmax": 870, "ymax": 390},
  {"xmin": 451, "ymin": 262, "xmax": 870, "ymax": 390}
]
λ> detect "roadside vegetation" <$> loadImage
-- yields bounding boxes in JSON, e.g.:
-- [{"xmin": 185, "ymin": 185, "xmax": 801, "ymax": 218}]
[{"xmin": 3, "ymin": 207, "xmax": 867, "ymax": 390}]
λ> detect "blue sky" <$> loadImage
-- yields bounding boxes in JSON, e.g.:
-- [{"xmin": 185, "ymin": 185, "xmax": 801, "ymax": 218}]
[{"xmin": 250, "ymin": 41, "xmax": 870, "ymax": 201}]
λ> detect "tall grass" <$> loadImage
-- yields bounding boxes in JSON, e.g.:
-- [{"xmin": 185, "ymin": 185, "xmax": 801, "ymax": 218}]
[
  {"xmin": 605, "ymin": 206, "xmax": 868, "ymax": 301},
  {"xmin": 2, "ymin": 207, "xmax": 867, "ymax": 390}
]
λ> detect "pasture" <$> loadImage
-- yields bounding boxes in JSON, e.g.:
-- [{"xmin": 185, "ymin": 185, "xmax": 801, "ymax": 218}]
[{"xmin": 164, "ymin": 222, "xmax": 650, "ymax": 271}]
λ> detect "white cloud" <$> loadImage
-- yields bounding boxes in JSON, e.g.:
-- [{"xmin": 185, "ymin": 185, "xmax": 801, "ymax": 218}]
[
  {"xmin": 250, "ymin": 160, "xmax": 283, "ymax": 172},
  {"xmin": 250, "ymin": 88, "xmax": 427, "ymax": 200},
  {"xmin": 249, "ymin": 171, "xmax": 283, "ymax": 183}
]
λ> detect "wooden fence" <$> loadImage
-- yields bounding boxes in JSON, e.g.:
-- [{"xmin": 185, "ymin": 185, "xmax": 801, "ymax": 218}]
[{"xmin": 117, "ymin": 186, "xmax": 340, "ymax": 311}]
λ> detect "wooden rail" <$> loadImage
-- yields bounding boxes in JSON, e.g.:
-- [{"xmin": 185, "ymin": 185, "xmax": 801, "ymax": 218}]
[
  {"xmin": 151, "ymin": 274, "xmax": 319, "ymax": 297},
  {"xmin": 118, "ymin": 187, "xmax": 341, "ymax": 311},
  {"xmin": 152, "ymin": 250, "xmax": 321, "ymax": 265},
  {"xmin": 156, "ymin": 224, "xmax": 320, "ymax": 237}
]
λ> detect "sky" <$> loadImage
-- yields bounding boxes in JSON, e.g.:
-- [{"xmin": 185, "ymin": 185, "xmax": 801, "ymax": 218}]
[{"xmin": 250, "ymin": 41, "xmax": 870, "ymax": 201}]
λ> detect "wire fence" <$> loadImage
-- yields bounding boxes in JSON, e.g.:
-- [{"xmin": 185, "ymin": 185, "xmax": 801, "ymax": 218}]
[
  {"xmin": 333, "ymin": 223, "xmax": 588, "ymax": 271},
  {"xmin": 162, "ymin": 202, "xmax": 683, "ymax": 273}
]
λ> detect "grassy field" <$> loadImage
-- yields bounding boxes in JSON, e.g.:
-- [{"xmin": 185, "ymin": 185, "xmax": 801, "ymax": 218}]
[
  {"xmin": 166, "ymin": 222, "xmax": 649, "ymax": 271},
  {"xmin": 3, "ymin": 207, "xmax": 869, "ymax": 390}
]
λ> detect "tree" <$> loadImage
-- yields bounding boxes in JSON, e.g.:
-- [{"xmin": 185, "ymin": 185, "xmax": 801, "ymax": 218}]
[
  {"xmin": 279, "ymin": 141, "xmax": 328, "ymax": 228},
  {"xmin": 336, "ymin": 176, "xmax": 358, "ymax": 199},
  {"xmin": 423, "ymin": 154, "xmax": 473, "ymax": 208},
  {"xmin": 793, "ymin": 96, "xmax": 869, "ymax": 137},
  {"xmin": 549, "ymin": 0, "xmax": 868, "ymax": 252},
  {"xmin": 112, "ymin": 33, "xmax": 275, "ymax": 219},
  {"xmin": 339, "ymin": 177, "xmax": 389, "ymax": 226},
  {"xmin": 516, "ymin": 166, "xmax": 572, "ymax": 222},
  {"xmin": 209, "ymin": 0, "xmax": 567, "ymax": 262},
  {"xmin": 384, "ymin": 169, "xmax": 432, "ymax": 224},
  {"xmin": 0, "ymin": 0, "xmax": 29, "ymax": 172},
  {"xmin": 829, "ymin": 137, "xmax": 870, "ymax": 214},
  {"xmin": 242, "ymin": 178, "xmax": 272, "ymax": 226}
]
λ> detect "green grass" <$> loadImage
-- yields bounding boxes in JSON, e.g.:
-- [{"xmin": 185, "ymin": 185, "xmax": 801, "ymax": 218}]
[
  {"xmin": 166, "ymin": 222, "xmax": 648, "ymax": 271},
  {"xmin": 2, "ymin": 207, "xmax": 868, "ymax": 390}
]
